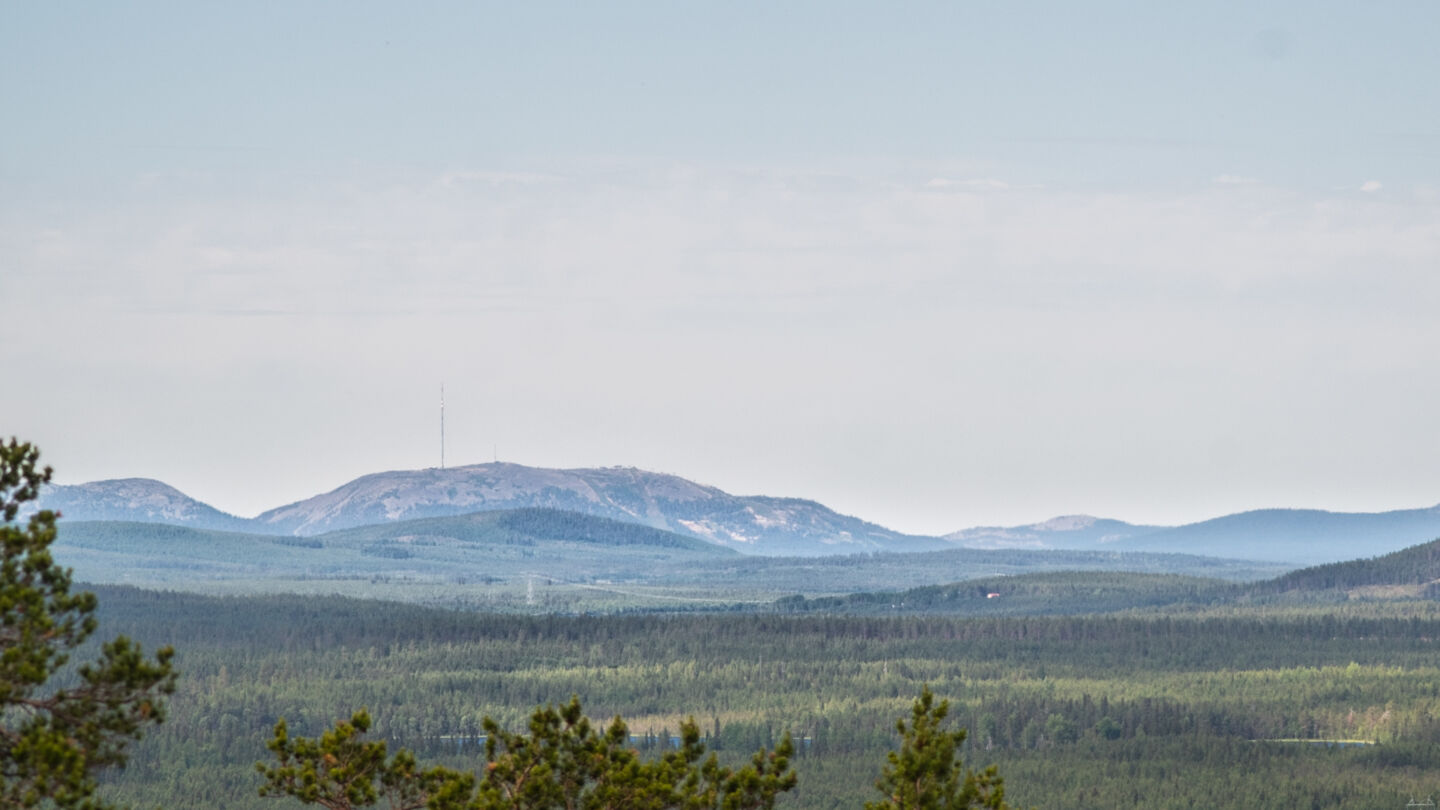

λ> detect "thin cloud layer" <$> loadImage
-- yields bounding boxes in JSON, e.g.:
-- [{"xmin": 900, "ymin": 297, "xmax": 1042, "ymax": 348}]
[
  {"xmin": 4, "ymin": 164, "xmax": 1438, "ymax": 531},
  {"xmin": 8, "ymin": 167, "xmax": 1436, "ymax": 319}
]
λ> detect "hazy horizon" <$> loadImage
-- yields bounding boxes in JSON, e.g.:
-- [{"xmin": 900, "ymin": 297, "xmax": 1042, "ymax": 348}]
[
  {"xmin": 5, "ymin": 3, "xmax": 1439, "ymax": 535},
  {"xmin": 40, "ymin": 453, "xmax": 1440, "ymax": 535}
]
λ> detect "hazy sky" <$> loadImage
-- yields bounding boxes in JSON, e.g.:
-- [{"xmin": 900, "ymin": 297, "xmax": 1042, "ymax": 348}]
[{"xmin": 4, "ymin": 2, "xmax": 1439, "ymax": 534}]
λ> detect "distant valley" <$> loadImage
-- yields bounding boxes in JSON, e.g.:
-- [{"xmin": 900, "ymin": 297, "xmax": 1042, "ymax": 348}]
[
  {"xmin": 51, "ymin": 511, "xmax": 1287, "ymax": 611},
  {"xmin": 778, "ymin": 536, "xmax": 1440, "ymax": 617}
]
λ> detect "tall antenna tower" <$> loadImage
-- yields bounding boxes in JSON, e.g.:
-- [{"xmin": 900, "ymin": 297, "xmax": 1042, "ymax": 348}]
[{"xmin": 440, "ymin": 384, "xmax": 445, "ymax": 470}]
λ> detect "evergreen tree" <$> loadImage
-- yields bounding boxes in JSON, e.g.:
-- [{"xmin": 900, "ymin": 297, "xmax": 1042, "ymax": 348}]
[
  {"xmin": 866, "ymin": 687, "xmax": 1007, "ymax": 810},
  {"xmin": 259, "ymin": 696, "xmax": 796, "ymax": 810},
  {"xmin": 0, "ymin": 439, "xmax": 176, "ymax": 808},
  {"xmin": 258, "ymin": 709, "xmax": 466, "ymax": 810}
]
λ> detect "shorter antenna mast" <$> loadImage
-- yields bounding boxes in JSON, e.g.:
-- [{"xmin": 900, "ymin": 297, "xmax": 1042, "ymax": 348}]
[{"xmin": 440, "ymin": 384, "xmax": 445, "ymax": 470}]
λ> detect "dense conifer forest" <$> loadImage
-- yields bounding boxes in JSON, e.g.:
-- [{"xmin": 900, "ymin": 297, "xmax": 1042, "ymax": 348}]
[{"xmin": 89, "ymin": 586, "xmax": 1440, "ymax": 809}]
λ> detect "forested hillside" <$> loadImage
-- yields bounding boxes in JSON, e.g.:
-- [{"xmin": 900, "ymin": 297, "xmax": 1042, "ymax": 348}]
[
  {"xmin": 775, "ymin": 537, "xmax": 1440, "ymax": 616},
  {"xmin": 52, "ymin": 510, "xmax": 741, "ymax": 608},
  {"xmin": 1250, "ymin": 537, "xmax": 1440, "ymax": 597}
]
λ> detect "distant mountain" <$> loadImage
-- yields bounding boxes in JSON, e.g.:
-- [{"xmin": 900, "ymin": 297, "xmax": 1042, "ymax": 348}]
[
  {"xmin": 43, "ymin": 466, "xmax": 1440, "ymax": 563},
  {"xmin": 37, "ymin": 478, "xmax": 254, "ymax": 533},
  {"xmin": 944, "ymin": 515, "xmax": 1163, "ymax": 550},
  {"xmin": 945, "ymin": 505, "xmax": 1440, "ymax": 565},
  {"xmin": 1110, "ymin": 506, "xmax": 1440, "ymax": 565},
  {"xmin": 253, "ymin": 463, "xmax": 946, "ymax": 556}
]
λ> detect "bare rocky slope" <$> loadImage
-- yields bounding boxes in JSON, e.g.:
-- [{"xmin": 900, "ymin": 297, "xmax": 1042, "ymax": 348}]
[
  {"xmin": 37, "ymin": 478, "xmax": 254, "ymax": 533},
  {"xmin": 945, "ymin": 514, "xmax": 1162, "ymax": 550},
  {"xmin": 43, "ymin": 467, "xmax": 1440, "ymax": 563},
  {"xmin": 251, "ymin": 463, "xmax": 948, "ymax": 555}
]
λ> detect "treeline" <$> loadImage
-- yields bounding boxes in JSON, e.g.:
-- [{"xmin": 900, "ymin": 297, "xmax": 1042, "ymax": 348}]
[
  {"xmin": 775, "ymin": 571, "xmax": 1240, "ymax": 615},
  {"xmin": 93, "ymin": 585, "xmax": 1440, "ymax": 668},
  {"xmin": 774, "ymin": 539, "xmax": 1440, "ymax": 615}
]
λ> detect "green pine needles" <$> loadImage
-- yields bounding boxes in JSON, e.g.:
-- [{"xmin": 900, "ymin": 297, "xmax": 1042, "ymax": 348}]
[
  {"xmin": 0, "ymin": 439, "xmax": 176, "ymax": 808},
  {"xmin": 259, "ymin": 696, "xmax": 797, "ymax": 810},
  {"xmin": 258, "ymin": 686, "xmax": 1013, "ymax": 810},
  {"xmin": 866, "ymin": 687, "xmax": 1008, "ymax": 810}
]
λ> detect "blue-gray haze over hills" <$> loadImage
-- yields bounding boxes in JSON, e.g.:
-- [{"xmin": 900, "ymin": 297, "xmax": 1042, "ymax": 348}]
[
  {"xmin": 37, "ymin": 478, "xmax": 256, "ymax": 534},
  {"xmin": 40, "ymin": 464, "xmax": 945, "ymax": 556},
  {"xmin": 944, "ymin": 508, "xmax": 1440, "ymax": 565},
  {"xmin": 36, "ymin": 464, "xmax": 1440, "ymax": 564}
]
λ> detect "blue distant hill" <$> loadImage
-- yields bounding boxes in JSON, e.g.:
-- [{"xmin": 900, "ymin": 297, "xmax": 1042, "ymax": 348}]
[
  {"xmin": 1111, "ymin": 506, "xmax": 1440, "ymax": 564},
  {"xmin": 39, "ymin": 469, "xmax": 1440, "ymax": 565}
]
